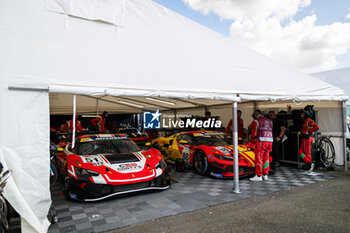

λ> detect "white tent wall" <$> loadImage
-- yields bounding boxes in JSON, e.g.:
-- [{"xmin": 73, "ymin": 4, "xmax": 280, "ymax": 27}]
[{"xmin": 0, "ymin": 81, "xmax": 51, "ymax": 233}]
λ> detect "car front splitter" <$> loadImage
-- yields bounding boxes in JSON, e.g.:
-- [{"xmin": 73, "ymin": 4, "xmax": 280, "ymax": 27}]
[{"xmin": 70, "ymin": 185, "xmax": 170, "ymax": 202}]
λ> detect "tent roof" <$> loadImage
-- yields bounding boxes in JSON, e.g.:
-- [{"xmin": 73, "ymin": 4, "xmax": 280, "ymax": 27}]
[
  {"xmin": 49, "ymin": 93, "xmax": 233, "ymax": 114},
  {"xmin": 1, "ymin": 0, "xmax": 347, "ymax": 105},
  {"xmin": 312, "ymin": 67, "xmax": 350, "ymax": 104}
]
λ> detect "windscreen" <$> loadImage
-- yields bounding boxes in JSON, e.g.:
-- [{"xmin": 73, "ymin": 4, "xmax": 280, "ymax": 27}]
[{"xmin": 78, "ymin": 139, "xmax": 140, "ymax": 155}]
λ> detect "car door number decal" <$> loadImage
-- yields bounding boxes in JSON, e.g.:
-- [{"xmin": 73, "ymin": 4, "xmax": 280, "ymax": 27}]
[
  {"xmin": 216, "ymin": 146, "xmax": 231, "ymax": 155},
  {"xmin": 83, "ymin": 157, "xmax": 104, "ymax": 166}
]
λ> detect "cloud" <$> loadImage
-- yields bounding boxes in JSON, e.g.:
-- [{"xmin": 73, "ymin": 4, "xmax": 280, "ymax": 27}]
[
  {"xmin": 346, "ymin": 8, "xmax": 350, "ymax": 19},
  {"xmin": 182, "ymin": 0, "xmax": 311, "ymax": 21},
  {"xmin": 183, "ymin": 0, "xmax": 350, "ymax": 72}
]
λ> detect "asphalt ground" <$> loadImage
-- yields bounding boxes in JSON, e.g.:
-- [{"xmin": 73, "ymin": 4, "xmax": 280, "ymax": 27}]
[{"xmin": 109, "ymin": 168, "xmax": 350, "ymax": 233}]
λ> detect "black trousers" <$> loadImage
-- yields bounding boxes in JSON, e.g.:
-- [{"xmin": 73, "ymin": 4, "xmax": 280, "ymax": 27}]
[{"xmin": 272, "ymin": 140, "xmax": 281, "ymax": 162}]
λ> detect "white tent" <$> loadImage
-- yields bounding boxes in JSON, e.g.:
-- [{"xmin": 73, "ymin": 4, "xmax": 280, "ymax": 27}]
[
  {"xmin": 312, "ymin": 67, "xmax": 350, "ymax": 104},
  {"xmin": 0, "ymin": 0, "xmax": 348, "ymax": 232}
]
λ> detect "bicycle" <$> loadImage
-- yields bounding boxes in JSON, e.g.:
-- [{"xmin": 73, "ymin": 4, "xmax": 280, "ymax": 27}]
[
  {"xmin": 0, "ymin": 163, "xmax": 12, "ymax": 233},
  {"xmin": 50, "ymin": 142, "xmax": 59, "ymax": 186},
  {"xmin": 314, "ymin": 134, "xmax": 336, "ymax": 169}
]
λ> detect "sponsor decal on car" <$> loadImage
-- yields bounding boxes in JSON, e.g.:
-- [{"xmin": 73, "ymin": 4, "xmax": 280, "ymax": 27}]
[
  {"xmin": 116, "ymin": 163, "xmax": 142, "ymax": 172},
  {"xmin": 80, "ymin": 136, "xmax": 128, "ymax": 143},
  {"xmin": 193, "ymin": 132, "xmax": 224, "ymax": 137}
]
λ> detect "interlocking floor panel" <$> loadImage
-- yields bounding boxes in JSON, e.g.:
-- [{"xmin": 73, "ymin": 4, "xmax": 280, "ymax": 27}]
[{"xmin": 48, "ymin": 167, "xmax": 333, "ymax": 233}]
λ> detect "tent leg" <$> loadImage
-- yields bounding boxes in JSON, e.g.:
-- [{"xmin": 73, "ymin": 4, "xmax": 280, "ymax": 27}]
[
  {"xmin": 72, "ymin": 95, "xmax": 76, "ymax": 148},
  {"xmin": 342, "ymin": 101, "xmax": 348, "ymax": 172},
  {"xmin": 253, "ymin": 101, "xmax": 258, "ymax": 111},
  {"xmin": 232, "ymin": 102, "xmax": 240, "ymax": 193},
  {"xmin": 96, "ymin": 99, "xmax": 99, "ymax": 115}
]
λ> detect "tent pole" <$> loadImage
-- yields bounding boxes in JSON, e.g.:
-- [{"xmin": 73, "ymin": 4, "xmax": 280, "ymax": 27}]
[
  {"xmin": 253, "ymin": 101, "xmax": 258, "ymax": 111},
  {"xmin": 342, "ymin": 101, "xmax": 348, "ymax": 172},
  {"xmin": 96, "ymin": 99, "xmax": 99, "ymax": 115},
  {"xmin": 72, "ymin": 95, "xmax": 76, "ymax": 148},
  {"xmin": 232, "ymin": 101, "xmax": 240, "ymax": 193}
]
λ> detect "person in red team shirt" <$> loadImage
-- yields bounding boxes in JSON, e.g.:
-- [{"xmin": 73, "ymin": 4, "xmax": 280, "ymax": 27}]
[
  {"xmin": 225, "ymin": 110, "xmax": 244, "ymax": 143},
  {"xmin": 249, "ymin": 110, "xmax": 273, "ymax": 181},
  {"xmin": 298, "ymin": 107, "xmax": 319, "ymax": 172},
  {"xmin": 91, "ymin": 111, "xmax": 108, "ymax": 132},
  {"xmin": 62, "ymin": 114, "xmax": 83, "ymax": 134}
]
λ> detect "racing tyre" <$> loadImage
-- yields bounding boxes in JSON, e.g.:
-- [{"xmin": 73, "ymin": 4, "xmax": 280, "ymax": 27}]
[{"xmin": 193, "ymin": 151, "xmax": 208, "ymax": 175}]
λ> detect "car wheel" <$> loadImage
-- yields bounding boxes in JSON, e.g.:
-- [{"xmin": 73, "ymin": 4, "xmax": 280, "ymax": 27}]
[{"xmin": 193, "ymin": 151, "xmax": 208, "ymax": 175}]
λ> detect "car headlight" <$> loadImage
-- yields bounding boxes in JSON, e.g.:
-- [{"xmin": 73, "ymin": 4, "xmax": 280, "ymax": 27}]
[
  {"xmin": 75, "ymin": 167, "xmax": 100, "ymax": 176},
  {"xmin": 213, "ymin": 154, "xmax": 233, "ymax": 161}
]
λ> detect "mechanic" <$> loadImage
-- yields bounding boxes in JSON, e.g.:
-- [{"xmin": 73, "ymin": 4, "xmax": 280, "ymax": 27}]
[
  {"xmin": 250, "ymin": 109, "xmax": 273, "ymax": 181},
  {"xmin": 91, "ymin": 111, "xmax": 108, "ymax": 132},
  {"xmin": 205, "ymin": 111, "xmax": 211, "ymax": 119},
  {"xmin": 225, "ymin": 110, "xmax": 244, "ymax": 143},
  {"xmin": 298, "ymin": 107, "xmax": 319, "ymax": 172},
  {"xmin": 57, "ymin": 119, "xmax": 66, "ymax": 133},
  {"xmin": 62, "ymin": 114, "xmax": 83, "ymax": 133},
  {"xmin": 268, "ymin": 111, "xmax": 286, "ymax": 167}
]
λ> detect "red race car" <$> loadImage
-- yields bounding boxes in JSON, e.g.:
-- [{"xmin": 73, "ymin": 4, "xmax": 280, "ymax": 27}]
[
  {"xmin": 56, "ymin": 134, "xmax": 169, "ymax": 201},
  {"xmin": 152, "ymin": 131, "xmax": 273, "ymax": 179},
  {"xmin": 115, "ymin": 128, "xmax": 149, "ymax": 145}
]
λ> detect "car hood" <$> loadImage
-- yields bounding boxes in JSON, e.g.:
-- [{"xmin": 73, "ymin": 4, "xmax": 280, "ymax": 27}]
[
  {"xmin": 211, "ymin": 145, "xmax": 255, "ymax": 165},
  {"xmin": 78, "ymin": 151, "xmax": 159, "ymax": 174},
  {"xmin": 102, "ymin": 153, "xmax": 140, "ymax": 164}
]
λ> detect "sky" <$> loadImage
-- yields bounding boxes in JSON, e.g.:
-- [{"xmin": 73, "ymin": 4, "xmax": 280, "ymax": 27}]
[{"xmin": 153, "ymin": 0, "xmax": 350, "ymax": 74}]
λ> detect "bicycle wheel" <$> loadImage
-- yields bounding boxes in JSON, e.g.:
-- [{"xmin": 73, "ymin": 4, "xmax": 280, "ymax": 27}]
[
  {"xmin": 0, "ymin": 196, "xmax": 9, "ymax": 232},
  {"xmin": 50, "ymin": 160, "xmax": 58, "ymax": 186},
  {"xmin": 317, "ymin": 136, "xmax": 335, "ymax": 167}
]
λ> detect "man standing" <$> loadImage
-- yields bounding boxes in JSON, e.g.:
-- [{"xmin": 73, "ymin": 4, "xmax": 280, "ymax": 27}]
[
  {"xmin": 268, "ymin": 111, "xmax": 286, "ymax": 167},
  {"xmin": 62, "ymin": 114, "xmax": 83, "ymax": 133},
  {"xmin": 250, "ymin": 110, "xmax": 273, "ymax": 181},
  {"xmin": 205, "ymin": 111, "xmax": 211, "ymax": 119},
  {"xmin": 298, "ymin": 107, "xmax": 319, "ymax": 172},
  {"xmin": 91, "ymin": 111, "xmax": 108, "ymax": 132},
  {"xmin": 226, "ymin": 110, "xmax": 244, "ymax": 144}
]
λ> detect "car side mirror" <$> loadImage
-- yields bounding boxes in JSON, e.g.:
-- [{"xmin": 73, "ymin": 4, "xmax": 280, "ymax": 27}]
[
  {"xmin": 57, "ymin": 147, "xmax": 64, "ymax": 152},
  {"xmin": 179, "ymin": 140, "xmax": 189, "ymax": 145}
]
